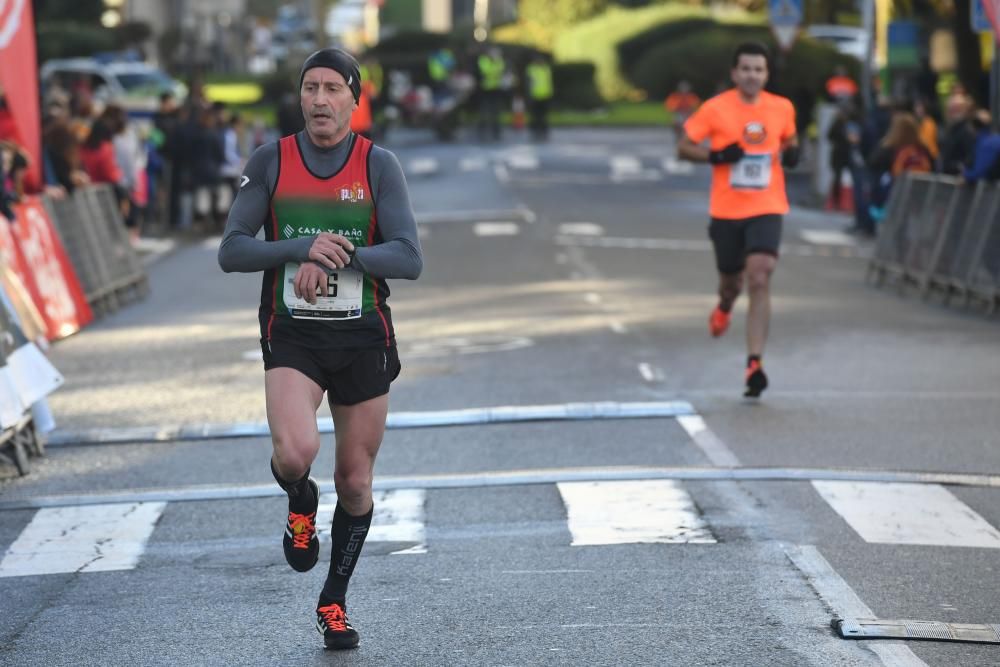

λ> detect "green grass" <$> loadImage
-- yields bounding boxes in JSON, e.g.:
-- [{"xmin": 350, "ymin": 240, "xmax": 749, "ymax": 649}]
[{"xmin": 547, "ymin": 101, "xmax": 670, "ymax": 127}]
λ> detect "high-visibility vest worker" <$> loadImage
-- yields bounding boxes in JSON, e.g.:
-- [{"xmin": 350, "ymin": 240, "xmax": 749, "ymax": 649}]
[
  {"xmin": 428, "ymin": 49, "xmax": 455, "ymax": 83},
  {"xmin": 360, "ymin": 62, "xmax": 383, "ymax": 98},
  {"xmin": 351, "ymin": 81, "xmax": 374, "ymax": 134},
  {"xmin": 478, "ymin": 52, "xmax": 505, "ymax": 92},
  {"xmin": 526, "ymin": 61, "xmax": 553, "ymax": 101}
]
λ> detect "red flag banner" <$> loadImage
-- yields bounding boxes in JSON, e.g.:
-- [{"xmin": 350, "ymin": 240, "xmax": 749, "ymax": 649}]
[
  {"xmin": 0, "ymin": 0, "xmax": 41, "ymax": 188},
  {"xmin": 3, "ymin": 199, "xmax": 93, "ymax": 340}
]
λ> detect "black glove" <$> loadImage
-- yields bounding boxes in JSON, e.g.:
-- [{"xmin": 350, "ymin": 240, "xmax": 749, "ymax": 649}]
[
  {"xmin": 708, "ymin": 142, "xmax": 745, "ymax": 165},
  {"xmin": 781, "ymin": 145, "xmax": 801, "ymax": 168}
]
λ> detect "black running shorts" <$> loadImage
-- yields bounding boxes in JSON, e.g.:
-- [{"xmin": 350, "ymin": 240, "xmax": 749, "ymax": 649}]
[
  {"xmin": 708, "ymin": 214, "xmax": 783, "ymax": 275},
  {"xmin": 261, "ymin": 339, "xmax": 401, "ymax": 406}
]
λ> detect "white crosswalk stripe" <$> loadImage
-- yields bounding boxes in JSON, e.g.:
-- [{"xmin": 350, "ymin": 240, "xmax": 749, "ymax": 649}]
[
  {"xmin": 317, "ymin": 489, "xmax": 426, "ymax": 555},
  {"xmin": 0, "ymin": 502, "xmax": 166, "ymax": 577},
  {"xmin": 557, "ymin": 480, "xmax": 715, "ymax": 546},
  {"xmin": 813, "ymin": 481, "xmax": 1000, "ymax": 548}
]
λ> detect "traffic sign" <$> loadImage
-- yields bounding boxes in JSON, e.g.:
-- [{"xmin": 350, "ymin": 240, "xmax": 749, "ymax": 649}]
[
  {"xmin": 769, "ymin": 0, "xmax": 803, "ymax": 51},
  {"xmin": 972, "ymin": 0, "xmax": 992, "ymax": 33}
]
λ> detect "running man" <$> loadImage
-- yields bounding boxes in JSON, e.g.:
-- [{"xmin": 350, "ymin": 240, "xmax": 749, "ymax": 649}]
[
  {"xmin": 218, "ymin": 48, "xmax": 423, "ymax": 649},
  {"xmin": 678, "ymin": 41, "xmax": 798, "ymax": 398}
]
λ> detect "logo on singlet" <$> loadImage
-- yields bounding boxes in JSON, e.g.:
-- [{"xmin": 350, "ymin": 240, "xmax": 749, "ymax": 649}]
[
  {"xmin": 339, "ymin": 182, "xmax": 366, "ymax": 203},
  {"xmin": 240, "ymin": 175, "xmax": 250, "ymax": 188}
]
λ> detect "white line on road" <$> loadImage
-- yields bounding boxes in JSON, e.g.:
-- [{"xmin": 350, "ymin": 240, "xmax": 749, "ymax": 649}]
[
  {"xmin": 317, "ymin": 489, "xmax": 426, "ymax": 554},
  {"xmin": 662, "ymin": 156, "xmax": 695, "ymax": 175},
  {"xmin": 813, "ymin": 481, "xmax": 1000, "ymax": 548},
  {"xmin": 0, "ymin": 502, "xmax": 166, "ymax": 577},
  {"xmin": 558, "ymin": 480, "xmax": 716, "ymax": 545},
  {"xmin": 459, "ymin": 157, "xmax": 488, "ymax": 171},
  {"xmin": 637, "ymin": 362, "xmax": 663, "ymax": 383},
  {"xmin": 800, "ymin": 230, "xmax": 857, "ymax": 246},
  {"xmin": 416, "ymin": 208, "xmax": 534, "ymax": 224},
  {"xmin": 676, "ymin": 415, "xmax": 741, "ymax": 468},
  {"xmin": 474, "ymin": 222, "xmax": 520, "ymax": 236},
  {"xmin": 408, "ymin": 157, "xmax": 439, "ymax": 176},
  {"xmin": 785, "ymin": 545, "xmax": 929, "ymax": 667},
  {"xmin": 506, "ymin": 154, "xmax": 540, "ymax": 170},
  {"xmin": 557, "ymin": 222, "xmax": 604, "ymax": 236},
  {"xmin": 609, "ymin": 320, "xmax": 628, "ymax": 334},
  {"xmin": 584, "ymin": 292, "xmax": 601, "ymax": 305},
  {"xmin": 493, "ymin": 163, "xmax": 510, "ymax": 183}
]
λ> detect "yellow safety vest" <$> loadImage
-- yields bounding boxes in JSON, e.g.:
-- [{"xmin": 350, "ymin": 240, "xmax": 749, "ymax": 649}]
[
  {"xmin": 478, "ymin": 55, "xmax": 504, "ymax": 91},
  {"xmin": 526, "ymin": 63, "xmax": 553, "ymax": 101}
]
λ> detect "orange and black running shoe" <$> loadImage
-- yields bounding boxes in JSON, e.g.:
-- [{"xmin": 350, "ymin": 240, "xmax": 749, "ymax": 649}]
[
  {"xmin": 316, "ymin": 601, "xmax": 360, "ymax": 650},
  {"xmin": 283, "ymin": 478, "xmax": 319, "ymax": 572},
  {"xmin": 709, "ymin": 306, "xmax": 731, "ymax": 338},
  {"xmin": 744, "ymin": 359, "xmax": 768, "ymax": 398}
]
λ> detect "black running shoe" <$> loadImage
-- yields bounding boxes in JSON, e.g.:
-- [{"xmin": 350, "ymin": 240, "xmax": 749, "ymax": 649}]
[
  {"xmin": 316, "ymin": 602, "xmax": 360, "ymax": 650},
  {"xmin": 744, "ymin": 360, "xmax": 768, "ymax": 398},
  {"xmin": 283, "ymin": 478, "xmax": 319, "ymax": 572}
]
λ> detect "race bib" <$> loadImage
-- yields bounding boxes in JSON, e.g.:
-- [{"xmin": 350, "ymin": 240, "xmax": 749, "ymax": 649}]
[
  {"xmin": 730, "ymin": 153, "xmax": 772, "ymax": 190},
  {"xmin": 283, "ymin": 263, "xmax": 363, "ymax": 320}
]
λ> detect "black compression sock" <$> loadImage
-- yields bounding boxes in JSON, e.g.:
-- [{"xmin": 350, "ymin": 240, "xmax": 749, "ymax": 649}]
[
  {"xmin": 322, "ymin": 501, "xmax": 374, "ymax": 604},
  {"xmin": 270, "ymin": 459, "xmax": 315, "ymax": 514}
]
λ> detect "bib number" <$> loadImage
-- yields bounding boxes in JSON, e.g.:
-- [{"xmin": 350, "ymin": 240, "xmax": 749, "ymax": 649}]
[
  {"xmin": 283, "ymin": 263, "xmax": 363, "ymax": 320},
  {"xmin": 730, "ymin": 153, "xmax": 772, "ymax": 190}
]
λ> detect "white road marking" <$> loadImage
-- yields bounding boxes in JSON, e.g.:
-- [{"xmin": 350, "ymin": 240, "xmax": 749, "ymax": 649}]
[
  {"xmin": 813, "ymin": 481, "xmax": 1000, "ymax": 548},
  {"xmin": 609, "ymin": 320, "xmax": 628, "ymax": 334},
  {"xmin": 610, "ymin": 155, "xmax": 642, "ymax": 175},
  {"xmin": 459, "ymin": 157, "xmax": 488, "ymax": 172},
  {"xmin": 662, "ymin": 156, "xmax": 695, "ymax": 175},
  {"xmin": 408, "ymin": 157, "xmax": 439, "ymax": 176},
  {"xmin": 507, "ymin": 153, "xmax": 540, "ymax": 170},
  {"xmin": 786, "ymin": 545, "xmax": 929, "ymax": 666},
  {"xmin": 584, "ymin": 292, "xmax": 601, "ymax": 305},
  {"xmin": 0, "ymin": 502, "xmax": 166, "ymax": 577},
  {"xmin": 637, "ymin": 362, "xmax": 663, "ymax": 383},
  {"xmin": 557, "ymin": 222, "xmax": 604, "ymax": 236},
  {"xmin": 676, "ymin": 415, "xmax": 742, "ymax": 468},
  {"xmin": 241, "ymin": 349, "xmax": 263, "ymax": 361},
  {"xmin": 317, "ymin": 489, "xmax": 426, "ymax": 555},
  {"xmin": 800, "ymin": 230, "xmax": 857, "ymax": 246},
  {"xmin": 557, "ymin": 480, "xmax": 715, "ymax": 546},
  {"xmin": 493, "ymin": 163, "xmax": 510, "ymax": 183},
  {"xmin": 474, "ymin": 222, "xmax": 520, "ymax": 236}
]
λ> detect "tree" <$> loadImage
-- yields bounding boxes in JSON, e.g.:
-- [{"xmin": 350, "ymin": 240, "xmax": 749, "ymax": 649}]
[
  {"xmin": 518, "ymin": 0, "xmax": 611, "ymax": 29},
  {"xmin": 33, "ymin": 0, "xmax": 104, "ymax": 24}
]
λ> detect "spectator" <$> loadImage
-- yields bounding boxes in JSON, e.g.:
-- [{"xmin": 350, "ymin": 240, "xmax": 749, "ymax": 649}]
[
  {"xmin": 220, "ymin": 112, "xmax": 245, "ymax": 201},
  {"xmin": 963, "ymin": 110, "xmax": 1000, "ymax": 183},
  {"xmin": 940, "ymin": 102, "xmax": 978, "ymax": 176},
  {"xmin": 665, "ymin": 80, "xmax": 701, "ymax": 140},
  {"xmin": 827, "ymin": 105, "xmax": 855, "ymax": 209},
  {"xmin": 913, "ymin": 98, "xmax": 939, "ymax": 162},
  {"xmin": 80, "ymin": 117, "xmax": 131, "ymax": 224},
  {"xmin": 825, "ymin": 66, "xmax": 859, "ymax": 104},
  {"xmin": 42, "ymin": 120, "xmax": 90, "ymax": 194},
  {"xmin": 867, "ymin": 112, "xmax": 934, "ymax": 223},
  {"xmin": 189, "ymin": 106, "xmax": 224, "ymax": 229}
]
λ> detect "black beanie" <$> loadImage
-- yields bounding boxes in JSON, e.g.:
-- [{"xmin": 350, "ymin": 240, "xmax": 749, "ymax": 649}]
[{"xmin": 299, "ymin": 48, "xmax": 362, "ymax": 102}]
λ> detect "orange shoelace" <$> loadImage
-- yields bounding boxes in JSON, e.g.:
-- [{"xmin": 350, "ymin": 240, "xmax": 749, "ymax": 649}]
[
  {"xmin": 287, "ymin": 511, "xmax": 316, "ymax": 549},
  {"xmin": 317, "ymin": 603, "xmax": 348, "ymax": 632}
]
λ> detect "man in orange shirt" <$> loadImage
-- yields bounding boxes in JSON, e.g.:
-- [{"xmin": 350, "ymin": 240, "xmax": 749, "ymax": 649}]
[{"xmin": 678, "ymin": 42, "xmax": 798, "ymax": 398}]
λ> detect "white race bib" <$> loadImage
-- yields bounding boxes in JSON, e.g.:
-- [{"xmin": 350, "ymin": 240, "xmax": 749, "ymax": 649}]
[
  {"xmin": 283, "ymin": 263, "xmax": 364, "ymax": 320},
  {"xmin": 729, "ymin": 152, "xmax": 772, "ymax": 190}
]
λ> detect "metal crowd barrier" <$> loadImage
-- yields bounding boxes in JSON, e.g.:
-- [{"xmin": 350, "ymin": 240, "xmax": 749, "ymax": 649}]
[
  {"xmin": 867, "ymin": 173, "xmax": 1000, "ymax": 314},
  {"xmin": 41, "ymin": 184, "xmax": 149, "ymax": 317}
]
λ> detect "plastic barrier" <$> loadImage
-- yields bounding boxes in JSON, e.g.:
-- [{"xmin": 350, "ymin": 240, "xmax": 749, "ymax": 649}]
[{"xmin": 867, "ymin": 173, "xmax": 1000, "ymax": 314}]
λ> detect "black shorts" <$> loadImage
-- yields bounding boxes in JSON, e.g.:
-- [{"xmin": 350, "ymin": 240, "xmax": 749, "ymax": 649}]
[
  {"xmin": 708, "ymin": 214, "xmax": 783, "ymax": 275},
  {"xmin": 261, "ymin": 339, "xmax": 401, "ymax": 406}
]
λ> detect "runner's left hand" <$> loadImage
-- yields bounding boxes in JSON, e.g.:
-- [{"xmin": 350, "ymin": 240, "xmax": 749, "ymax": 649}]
[{"xmin": 293, "ymin": 262, "xmax": 329, "ymax": 304}]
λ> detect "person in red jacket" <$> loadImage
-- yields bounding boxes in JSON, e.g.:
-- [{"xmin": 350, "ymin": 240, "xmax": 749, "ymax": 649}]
[{"xmin": 80, "ymin": 118, "xmax": 131, "ymax": 222}]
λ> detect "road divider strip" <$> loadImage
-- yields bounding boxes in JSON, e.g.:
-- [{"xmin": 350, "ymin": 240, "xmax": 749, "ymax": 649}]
[{"xmin": 4, "ymin": 466, "xmax": 1000, "ymax": 511}]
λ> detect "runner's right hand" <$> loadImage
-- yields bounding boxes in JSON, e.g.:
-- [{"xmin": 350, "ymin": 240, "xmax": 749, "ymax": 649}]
[
  {"xmin": 708, "ymin": 142, "xmax": 745, "ymax": 165},
  {"xmin": 293, "ymin": 262, "xmax": 329, "ymax": 304},
  {"xmin": 308, "ymin": 232, "xmax": 355, "ymax": 270}
]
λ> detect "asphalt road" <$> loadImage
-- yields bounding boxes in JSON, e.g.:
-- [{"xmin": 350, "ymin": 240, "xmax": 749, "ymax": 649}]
[{"xmin": 1, "ymin": 127, "xmax": 998, "ymax": 666}]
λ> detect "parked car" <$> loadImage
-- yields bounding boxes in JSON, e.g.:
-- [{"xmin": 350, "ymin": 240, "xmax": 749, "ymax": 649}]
[
  {"xmin": 39, "ymin": 58, "xmax": 186, "ymax": 119},
  {"xmin": 806, "ymin": 25, "xmax": 869, "ymax": 62}
]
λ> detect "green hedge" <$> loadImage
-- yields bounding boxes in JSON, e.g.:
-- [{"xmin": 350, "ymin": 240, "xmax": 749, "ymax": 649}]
[{"xmin": 552, "ymin": 63, "xmax": 603, "ymax": 109}]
